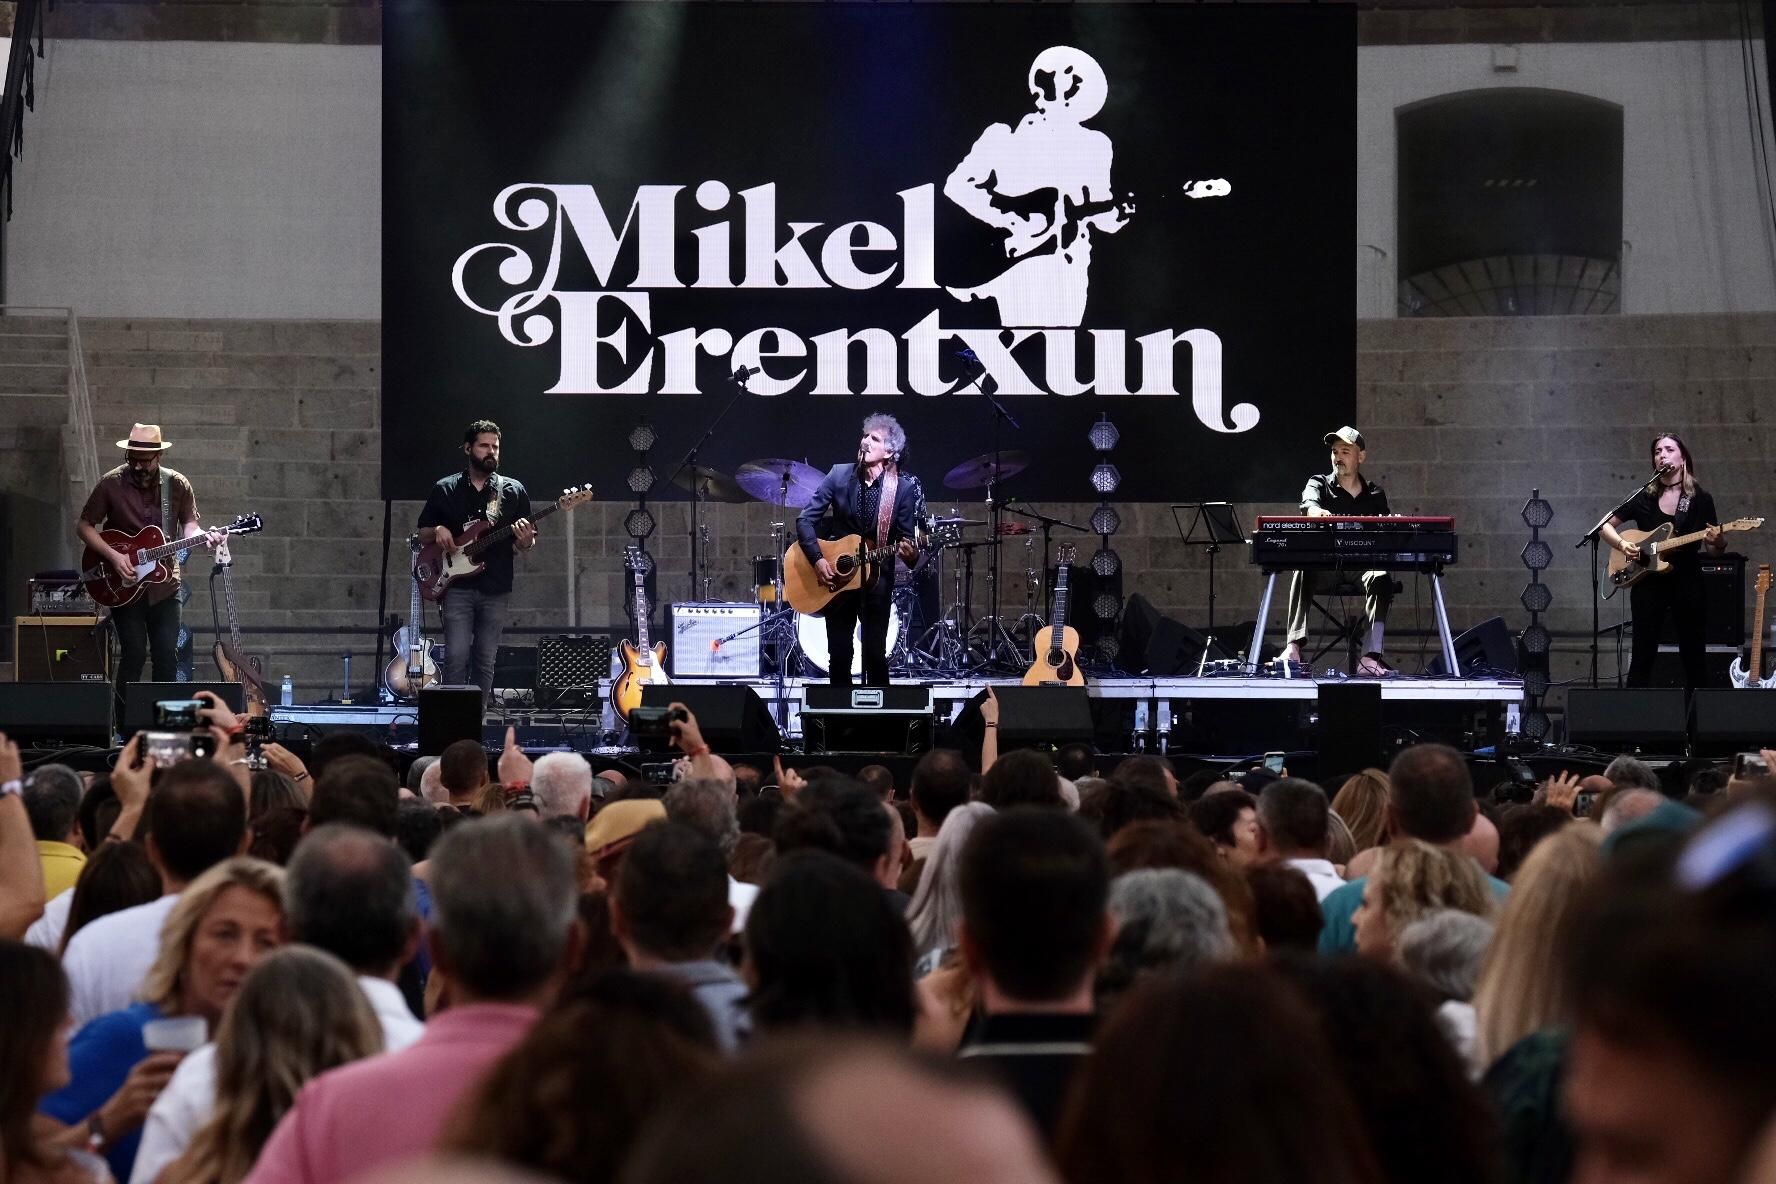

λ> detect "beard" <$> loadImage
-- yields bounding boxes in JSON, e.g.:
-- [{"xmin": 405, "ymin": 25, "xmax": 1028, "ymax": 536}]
[
  {"xmin": 130, "ymin": 466, "xmax": 156, "ymax": 488},
  {"xmin": 472, "ymin": 453, "xmax": 498, "ymax": 474}
]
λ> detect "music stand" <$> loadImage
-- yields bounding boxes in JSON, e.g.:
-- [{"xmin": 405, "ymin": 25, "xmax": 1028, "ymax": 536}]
[{"xmin": 1171, "ymin": 502, "xmax": 1244, "ymax": 675}]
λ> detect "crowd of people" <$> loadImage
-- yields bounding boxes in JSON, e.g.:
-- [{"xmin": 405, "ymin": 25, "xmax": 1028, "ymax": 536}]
[{"xmin": 3, "ymin": 691, "xmax": 1775, "ymax": 1184}]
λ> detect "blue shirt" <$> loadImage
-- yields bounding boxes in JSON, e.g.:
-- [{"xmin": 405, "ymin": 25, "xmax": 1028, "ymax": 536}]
[
  {"xmin": 40, "ymin": 1001, "xmax": 164, "ymax": 1183},
  {"xmin": 1318, "ymin": 872, "xmax": 1511, "ymax": 955}
]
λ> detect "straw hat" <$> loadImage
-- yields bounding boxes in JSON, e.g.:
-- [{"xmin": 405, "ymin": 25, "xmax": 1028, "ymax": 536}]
[{"xmin": 116, "ymin": 423, "xmax": 173, "ymax": 451}]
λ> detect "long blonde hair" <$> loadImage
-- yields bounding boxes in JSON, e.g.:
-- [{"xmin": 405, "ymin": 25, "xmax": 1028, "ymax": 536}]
[
  {"xmin": 1471, "ymin": 824, "xmax": 1604, "ymax": 1067},
  {"xmin": 164, "ymin": 946, "xmax": 382, "ymax": 1184},
  {"xmin": 139, "ymin": 858, "xmax": 285, "ymax": 1013},
  {"xmin": 1331, "ymin": 769, "xmax": 1390, "ymax": 852},
  {"xmin": 1370, "ymin": 839, "xmax": 1493, "ymax": 941}
]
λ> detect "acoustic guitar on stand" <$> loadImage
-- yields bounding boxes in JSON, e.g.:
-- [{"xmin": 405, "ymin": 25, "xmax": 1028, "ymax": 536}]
[
  {"xmin": 1605, "ymin": 517, "xmax": 1764, "ymax": 598},
  {"xmin": 81, "ymin": 514, "xmax": 265, "ymax": 609},
  {"xmin": 414, "ymin": 485, "xmax": 594, "ymax": 602},
  {"xmin": 1730, "ymin": 563, "xmax": 1776, "ymax": 689},
  {"xmin": 1023, "ymin": 543, "xmax": 1084, "ymax": 687},
  {"xmin": 611, "ymin": 545, "xmax": 669, "ymax": 724},
  {"xmin": 383, "ymin": 534, "xmax": 439, "ymax": 701}
]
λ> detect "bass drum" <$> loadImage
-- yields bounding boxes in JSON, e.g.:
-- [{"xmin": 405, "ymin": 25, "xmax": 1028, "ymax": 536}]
[{"xmin": 797, "ymin": 604, "xmax": 903, "ymax": 677}]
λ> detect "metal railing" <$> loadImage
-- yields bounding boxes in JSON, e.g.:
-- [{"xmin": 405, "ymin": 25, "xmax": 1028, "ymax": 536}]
[{"xmin": 65, "ymin": 309, "xmax": 98, "ymax": 489}]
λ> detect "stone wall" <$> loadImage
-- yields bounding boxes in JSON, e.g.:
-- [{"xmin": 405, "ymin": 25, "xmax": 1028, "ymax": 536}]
[{"xmin": 69, "ymin": 312, "xmax": 1776, "ymax": 708}]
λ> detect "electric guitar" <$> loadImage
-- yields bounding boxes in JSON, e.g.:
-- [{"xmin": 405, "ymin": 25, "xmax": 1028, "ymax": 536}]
[
  {"xmin": 414, "ymin": 485, "xmax": 594, "ymax": 603},
  {"xmin": 1605, "ymin": 517, "xmax": 1763, "ymax": 597},
  {"xmin": 1730, "ymin": 564, "xmax": 1776, "ymax": 688},
  {"xmin": 81, "ymin": 514, "xmax": 265, "ymax": 609},
  {"xmin": 783, "ymin": 524, "xmax": 962, "ymax": 616},
  {"xmin": 383, "ymin": 534, "xmax": 439, "ymax": 700},
  {"xmin": 209, "ymin": 538, "xmax": 268, "ymax": 717},
  {"xmin": 1023, "ymin": 544, "xmax": 1084, "ymax": 687},
  {"xmin": 611, "ymin": 546, "xmax": 669, "ymax": 724}
]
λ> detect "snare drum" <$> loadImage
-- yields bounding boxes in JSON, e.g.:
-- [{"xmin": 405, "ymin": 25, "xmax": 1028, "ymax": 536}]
[
  {"xmin": 797, "ymin": 604, "xmax": 903, "ymax": 677},
  {"xmin": 753, "ymin": 556, "xmax": 779, "ymax": 603}
]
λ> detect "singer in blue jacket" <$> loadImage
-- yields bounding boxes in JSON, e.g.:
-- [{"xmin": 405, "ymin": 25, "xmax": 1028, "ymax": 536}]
[{"xmin": 796, "ymin": 414, "xmax": 923, "ymax": 686}]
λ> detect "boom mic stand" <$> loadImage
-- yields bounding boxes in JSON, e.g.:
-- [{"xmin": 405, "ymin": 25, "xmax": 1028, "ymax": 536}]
[
  {"xmin": 1577, "ymin": 467, "xmax": 1663, "ymax": 688},
  {"xmin": 662, "ymin": 366, "xmax": 754, "ymax": 602},
  {"xmin": 971, "ymin": 366, "xmax": 1026, "ymax": 672}
]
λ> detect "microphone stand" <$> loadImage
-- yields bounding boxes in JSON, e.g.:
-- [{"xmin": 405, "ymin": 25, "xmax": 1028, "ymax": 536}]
[
  {"xmin": 1002, "ymin": 500, "xmax": 1089, "ymax": 653},
  {"xmin": 976, "ymin": 373, "xmax": 1026, "ymax": 671},
  {"xmin": 1577, "ymin": 467, "xmax": 1664, "ymax": 688},
  {"xmin": 662, "ymin": 369, "xmax": 753, "ymax": 603}
]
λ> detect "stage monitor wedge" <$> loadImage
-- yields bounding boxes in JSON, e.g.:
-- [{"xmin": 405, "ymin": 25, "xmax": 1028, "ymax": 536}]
[
  {"xmin": 122, "ymin": 682, "xmax": 246, "ymax": 736},
  {"xmin": 803, "ymin": 685, "xmax": 933, "ymax": 755},
  {"xmin": 0, "ymin": 682, "xmax": 112, "ymax": 748},
  {"xmin": 1565, "ymin": 688, "xmax": 1687, "ymax": 751},
  {"xmin": 419, "ymin": 685, "xmax": 485, "ymax": 756},
  {"xmin": 640, "ymin": 684, "xmax": 779, "ymax": 753},
  {"xmin": 1690, "ymin": 688, "xmax": 1776, "ymax": 757}
]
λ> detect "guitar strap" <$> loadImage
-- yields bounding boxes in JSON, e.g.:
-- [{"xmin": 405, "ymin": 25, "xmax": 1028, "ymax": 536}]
[
  {"xmin": 874, "ymin": 469, "xmax": 899, "ymax": 585},
  {"xmin": 160, "ymin": 470, "xmax": 172, "ymax": 539}
]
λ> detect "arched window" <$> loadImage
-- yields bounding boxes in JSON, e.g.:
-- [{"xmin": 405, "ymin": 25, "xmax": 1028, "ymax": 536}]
[{"xmin": 1397, "ymin": 89, "xmax": 1623, "ymax": 316}]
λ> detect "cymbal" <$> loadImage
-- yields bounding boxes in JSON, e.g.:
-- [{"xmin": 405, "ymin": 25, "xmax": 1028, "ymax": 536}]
[
  {"xmin": 672, "ymin": 465, "xmax": 747, "ymax": 503},
  {"xmin": 944, "ymin": 451, "xmax": 1030, "ymax": 490},
  {"xmin": 928, "ymin": 516, "xmax": 986, "ymax": 527},
  {"xmin": 736, "ymin": 458, "xmax": 826, "ymax": 508}
]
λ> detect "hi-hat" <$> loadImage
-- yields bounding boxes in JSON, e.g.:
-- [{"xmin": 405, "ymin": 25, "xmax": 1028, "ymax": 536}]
[
  {"xmin": 928, "ymin": 516, "xmax": 985, "ymax": 528},
  {"xmin": 672, "ymin": 465, "xmax": 747, "ymax": 503},
  {"xmin": 736, "ymin": 458, "xmax": 825, "ymax": 507},
  {"xmin": 944, "ymin": 451, "xmax": 1030, "ymax": 490}
]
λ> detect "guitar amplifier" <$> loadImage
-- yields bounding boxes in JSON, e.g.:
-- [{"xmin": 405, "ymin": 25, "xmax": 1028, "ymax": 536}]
[
  {"xmin": 537, "ymin": 636, "xmax": 612, "ymax": 693},
  {"xmin": 669, "ymin": 603, "xmax": 761, "ymax": 678},
  {"xmin": 14, "ymin": 616, "xmax": 109, "ymax": 682},
  {"xmin": 29, "ymin": 572, "xmax": 95, "ymax": 617}
]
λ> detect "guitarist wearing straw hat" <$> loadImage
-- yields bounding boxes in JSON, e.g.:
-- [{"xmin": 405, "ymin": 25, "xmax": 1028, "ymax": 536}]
[
  {"xmin": 76, "ymin": 423, "xmax": 224, "ymax": 703},
  {"xmin": 1601, "ymin": 433, "xmax": 1726, "ymax": 691},
  {"xmin": 796, "ymin": 414, "xmax": 923, "ymax": 687}
]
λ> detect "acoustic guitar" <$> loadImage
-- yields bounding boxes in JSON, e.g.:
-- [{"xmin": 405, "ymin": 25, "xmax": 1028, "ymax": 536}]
[
  {"xmin": 1023, "ymin": 544, "xmax": 1084, "ymax": 686},
  {"xmin": 611, "ymin": 546, "xmax": 669, "ymax": 724},
  {"xmin": 783, "ymin": 524, "xmax": 961, "ymax": 616},
  {"xmin": 1605, "ymin": 517, "xmax": 1764, "ymax": 598},
  {"xmin": 1730, "ymin": 564, "xmax": 1776, "ymax": 689}
]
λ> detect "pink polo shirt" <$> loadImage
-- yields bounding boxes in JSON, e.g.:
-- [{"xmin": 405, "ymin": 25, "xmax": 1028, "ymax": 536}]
[{"xmin": 242, "ymin": 1002, "xmax": 538, "ymax": 1184}]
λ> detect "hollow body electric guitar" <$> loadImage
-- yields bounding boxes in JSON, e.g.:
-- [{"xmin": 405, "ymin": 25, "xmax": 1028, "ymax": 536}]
[
  {"xmin": 1605, "ymin": 517, "xmax": 1764, "ymax": 598},
  {"xmin": 383, "ymin": 535, "xmax": 439, "ymax": 701},
  {"xmin": 1730, "ymin": 564, "xmax": 1776, "ymax": 689},
  {"xmin": 783, "ymin": 525, "xmax": 962, "ymax": 617},
  {"xmin": 81, "ymin": 514, "xmax": 265, "ymax": 609},
  {"xmin": 209, "ymin": 538, "xmax": 267, "ymax": 717},
  {"xmin": 1024, "ymin": 544, "xmax": 1084, "ymax": 687},
  {"xmin": 414, "ymin": 486, "xmax": 595, "ymax": 603},
  {"xmin": 611, "ymin": 546, "xmax": 669, "ymax": 724}
]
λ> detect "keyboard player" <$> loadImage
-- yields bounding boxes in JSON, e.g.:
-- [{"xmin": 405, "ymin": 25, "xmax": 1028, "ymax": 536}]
[{"xmin": 1282, "ymin": 426, "xmax": 1395, "ymax": 676}]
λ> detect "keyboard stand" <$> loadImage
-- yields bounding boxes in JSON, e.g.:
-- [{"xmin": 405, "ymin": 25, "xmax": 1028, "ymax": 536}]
[{"xmin": 1247, "ymin": 566, "xmax": 1462, "ymax": 677}]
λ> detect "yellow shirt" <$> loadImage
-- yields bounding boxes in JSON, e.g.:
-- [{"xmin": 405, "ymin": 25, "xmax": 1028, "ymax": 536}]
[{"xmin": 38, "ymin": 840, "xmax": 85, "ymax": 899}]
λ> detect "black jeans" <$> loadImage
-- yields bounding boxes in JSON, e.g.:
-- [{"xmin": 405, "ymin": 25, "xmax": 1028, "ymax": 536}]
[
  {"xmin": 824, "ymin": 573, "xmax": 895, "ymax": 687},
  {"xmin": 112, "ymin": 593, "xmax": 182, "ymax": 707},
  {"xmin": 1626, "ymin": 566, "xmax": 1706, "ymax": 691}
]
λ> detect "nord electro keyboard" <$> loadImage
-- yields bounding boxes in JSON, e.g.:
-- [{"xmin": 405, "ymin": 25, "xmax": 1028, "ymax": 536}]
[
  {"xmin": 1249, "ymin": 515, "xmax": 1457, "ymax": 571},
  {"xmin": 1245, "ymin": 516, "xmax": 1466, "ymax": 677}
]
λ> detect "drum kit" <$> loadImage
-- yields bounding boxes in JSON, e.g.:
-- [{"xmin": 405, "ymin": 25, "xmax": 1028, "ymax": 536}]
[{"xmin": 676, "ymin": 449, "xmax": 1084, "ymax": 678}]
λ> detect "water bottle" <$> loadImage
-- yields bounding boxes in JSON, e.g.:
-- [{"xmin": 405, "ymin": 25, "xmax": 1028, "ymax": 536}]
[{"xmin": 280, "ymin": 675, "xmax": 294, "ymax": 707}]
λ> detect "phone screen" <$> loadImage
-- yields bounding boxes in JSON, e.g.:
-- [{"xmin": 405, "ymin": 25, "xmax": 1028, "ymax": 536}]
[{"xmin": 1263, "ymin": 752, "xmax": 1286, "ymax": 775}]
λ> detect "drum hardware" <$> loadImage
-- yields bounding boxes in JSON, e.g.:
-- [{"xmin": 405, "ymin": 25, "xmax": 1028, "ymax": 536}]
[
  {"xmin": 660, "ymin": 367, "xmax": 756, "ymax": 604},
  {"xmin": 1015, "ymin": 535, "xmax": 1047, "ymax": 652},
  {"xmin": 736, "ymin": 458, "xmax": 825, "ymax": 508},
  {"xmin": 1002, "ymin": 499, "xmax": 1091, "ymax": 667}
]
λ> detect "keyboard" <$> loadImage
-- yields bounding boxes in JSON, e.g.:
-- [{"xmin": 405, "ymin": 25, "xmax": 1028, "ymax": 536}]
[{"xmin": 1249, "ymin": 515, "xmax": 1458, "ymax": 571}]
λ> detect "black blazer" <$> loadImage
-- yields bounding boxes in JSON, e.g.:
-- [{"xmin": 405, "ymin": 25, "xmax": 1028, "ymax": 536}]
[{"xmin": 796, "ymin": 463, "xmax": 921, "ymax": 565}]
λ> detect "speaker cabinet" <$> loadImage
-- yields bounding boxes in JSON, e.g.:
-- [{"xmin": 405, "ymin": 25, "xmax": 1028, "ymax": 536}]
[
  {"xmin": 1690, "ymin": 688, "xmax": 1776, "ymax": 756},
  {"xmin": 419, "ymin": 685, "xmax": 485, "ymax": 755},
  {"xmin": 952, "ymin": 686, "xmax": 1094, "ymax": 760},
  {"xmin": 1425, "ymin": 616, "xmax": 1518, "ymax": 678},
  {"xmin": 1565, "ymin": 688, "xmax": 1688, "ymax": 751},
  {"xmin": 13, "ymin": 616, "xmax": 108, "ymax": 682},
  {"xmin": 121, "ymin": 682, "xmax": 246, "ymax": 736},
  {"xmin": 0, "ymin": 681, "xmax": 113, "ymax": 747},
  {"xmin": 802, "ymin": 685, "xmax": 933, "ymax": 755},
  {"xmin": 1652, "ymin": 557, "xmax": 1745, "ymax": 648},
  {"xmin": 1318, "ymin": 682, "xmax": 1382, "ymax": 780},
  {"xmin": 640, "ymin": 683, "xmax": 779, "ymax": 752}
]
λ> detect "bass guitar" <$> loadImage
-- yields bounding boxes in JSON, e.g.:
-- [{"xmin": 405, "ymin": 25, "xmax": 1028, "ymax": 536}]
[
  {"xmin": 1605, "ymin": 517, "xmax": 1764, "ymax": 598},
  {"xmin": 81, "ymin": 514, "xmax": 265, "ymax": 609},
  {"xmin": 1730, "ymin": 563, "xmax": 1776, "ymax": 689},
  {"xmin": 611, "ymin": 546, "xmax": 669, "ymax": 724},
  {"xmin": 1023, "ymin": 544, "xmax": 1084, "ymax": 686},
  {"xmin": 209, "ymin": 538, "xmax": 268, "ymax": 717},
  {"xmin": 783, "ymin": 524, "xmax": 962, "ymax": 616},
  {"xmin": 415, "ymin": 485, "xmax": 595, "ymax": 603},
  {"xmin": 383, "ymin": 534, "xmax": 439, "ymax": 700}
]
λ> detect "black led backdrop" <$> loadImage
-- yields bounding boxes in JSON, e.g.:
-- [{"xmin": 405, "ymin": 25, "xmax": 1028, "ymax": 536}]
[{"xmin": 383, "ymin": 2, "xmax": 1355, "ymax": 504}]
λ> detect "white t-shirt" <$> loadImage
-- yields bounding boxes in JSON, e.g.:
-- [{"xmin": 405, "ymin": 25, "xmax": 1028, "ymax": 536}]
[
  {"xmin": 1284, "ymin": 857, "xmax": 1346, "ymax": 903},
  {"xmin": 130, "ymin": 976, "xmax": 424, "ymax": 1184},
  {"xmin": 728, "ymin": 877, "xmax": 758, "ymax": 935},
  {"xmin": 25, "ymin": 887, "xmax": 74, "ymax": 951},
  {"xmin": 64, "ymin": 895, "xmax": 179, "ymax": 1028}
]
